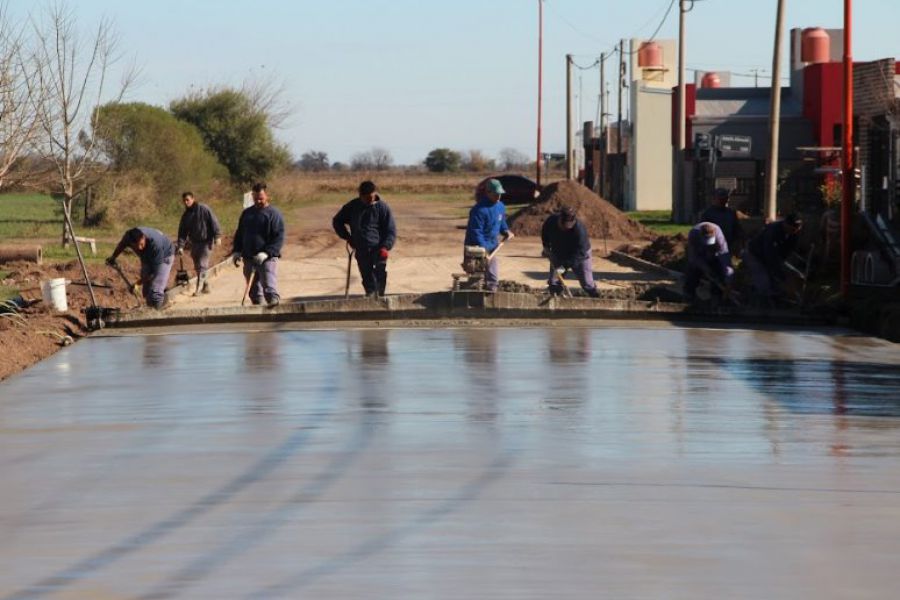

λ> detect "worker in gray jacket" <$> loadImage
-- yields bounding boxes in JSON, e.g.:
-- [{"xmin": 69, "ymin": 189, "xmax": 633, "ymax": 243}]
[
  {"xmin": 106, "ymin": 227, "xmax": 175, "ymax": 309},
  {"xmin": 684, "ymin": 221, "xmax": 734, "ymax": 303},
  {"xmin": 175, "ymin": 191, "xmax": 221, "ymax": 293},
  {"xmin": 231, "ymin": 182, "xmax": 285, "ymax": 307},
  {"xmin": 332, "ymin": 180, "xmax": 397, "ymax": 297}
]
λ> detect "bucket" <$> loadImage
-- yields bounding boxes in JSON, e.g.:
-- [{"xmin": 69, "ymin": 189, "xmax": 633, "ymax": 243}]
[{"xmin": 41, "ymin": 278, "xmax": 68, "ymax": 312}]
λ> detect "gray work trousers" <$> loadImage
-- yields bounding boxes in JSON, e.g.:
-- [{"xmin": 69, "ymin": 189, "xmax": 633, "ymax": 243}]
[
  {"xmin": 189, "ymin": 243, "xmax": 212, "ymax": 278},
  {"xmin": 548, "ymin": 254, "xmax": 596, "ymax": 292},
  {"xmin": 243, "ymin": 258, "xmax": 279, "ymax": 304},
  {"xmin": 484, "ymin": 255, "xmax": 499, "ymax": 291},
  {"xmin": 141, "ymin": 254, "xmax": 174, "ymax": 309}
]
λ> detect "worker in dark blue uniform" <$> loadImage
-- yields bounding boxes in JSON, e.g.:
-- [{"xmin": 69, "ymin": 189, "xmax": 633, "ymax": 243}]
[{"xmin": 332, "ymin": 180, "xmax": 397, "ymax": 297}]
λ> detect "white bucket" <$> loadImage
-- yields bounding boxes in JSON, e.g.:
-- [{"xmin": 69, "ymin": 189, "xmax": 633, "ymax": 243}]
[{"xmin": 41, "ymin": 278, "xmax": 68, "ymax": 312}]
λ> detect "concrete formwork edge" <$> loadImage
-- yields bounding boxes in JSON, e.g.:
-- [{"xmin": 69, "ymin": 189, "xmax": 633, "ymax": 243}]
[{"xmin": 104, "ymin": 291, "xmax": 830, "ymax": 331}]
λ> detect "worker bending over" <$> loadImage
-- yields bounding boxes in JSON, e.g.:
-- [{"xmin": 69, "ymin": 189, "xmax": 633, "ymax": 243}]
[
  {"xmin": 464, "ymin": 178, "xmax": 512, "ymax": 292},
  {"xmin": 700, "ymin": 187, "xmax": 744, "ymax": 259},
  {"xmin": 231, "ymin": 182, "xmax": 285, "ymax": 307},
  {"xmin": 683, "ymin": 222, "xmax": 734, "ymax": 303},
  {"xmin": 332, "ymin": 180, "xmax": 397, "ymax": 298},
  {"xmin": 106, "ymin": 227, "xmax": 175, "ymax": 309},
  {"xmin": 175, "ymin": 191, "xmax": 221, "ymax": 294},
  {"xmin": 744, "ymin": 213, "xmax": 803, "ymax": 305},
  {"xmin": 541, "ymin": 207, "xmax": 599, "ymax": 297}
]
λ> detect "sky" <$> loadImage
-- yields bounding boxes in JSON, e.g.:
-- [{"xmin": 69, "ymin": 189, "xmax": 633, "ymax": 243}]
[{"xmin": 9, "ymin": 0, "xmax": 900, "ymax": 165}]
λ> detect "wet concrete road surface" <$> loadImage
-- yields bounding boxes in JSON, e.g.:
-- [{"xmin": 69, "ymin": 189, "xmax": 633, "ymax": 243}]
[{"xmin": 2, "ymin": 324, "xmax": 900, "ymax": 599}]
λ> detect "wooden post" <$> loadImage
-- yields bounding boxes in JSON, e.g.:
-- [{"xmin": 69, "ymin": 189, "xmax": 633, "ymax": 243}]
[{"xmin": 763, "ymin": 0, "xmax": 786, "ymax": 222}]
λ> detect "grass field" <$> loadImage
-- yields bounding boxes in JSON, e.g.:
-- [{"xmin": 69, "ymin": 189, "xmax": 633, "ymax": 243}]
[
  {"xmin": 0, "ymin": 168, "xmax": 560, "ymax": 274},
  {"xmin": 627, "ymin": 210, "xmax": 691, "ymax": 237}
]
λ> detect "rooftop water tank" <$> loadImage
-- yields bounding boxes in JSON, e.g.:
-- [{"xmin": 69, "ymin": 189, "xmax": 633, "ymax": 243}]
[
  {"xmin": 701, "ymin": 72, "xmax": 721, "ymax": 88},
  {"xmin": 801, "ymin": 27, "xmax": 830, "ymax": 64},
  {"xmin": 637, "ymin": 41, "xmax": 663, "ymax": 68}
]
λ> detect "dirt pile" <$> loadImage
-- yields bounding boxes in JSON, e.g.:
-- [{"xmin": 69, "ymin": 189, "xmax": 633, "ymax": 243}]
[
  {"xmin": 640, "ymin": 233, "xmax": 688, "ymax": 272},
  {"xmin": 508, "ymin": 180, "xmax": 654, "ymax": 241}
]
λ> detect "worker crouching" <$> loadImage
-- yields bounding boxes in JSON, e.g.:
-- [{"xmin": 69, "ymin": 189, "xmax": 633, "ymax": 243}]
[
  {"xmin": 541, "ymin": 207, "xmax": 599, "ymax": 297},
  {"xmin": 744, "ymin": 213, "xmax": 803, "ymax": 306},
  {"xmin": 684, "ymin": 222, "xmax": 734, "ymax": 303}
]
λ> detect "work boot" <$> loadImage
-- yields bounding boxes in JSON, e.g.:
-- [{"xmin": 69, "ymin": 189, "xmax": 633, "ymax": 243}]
[
  {"xmin": 586, "ymin": 288, "xmax": 600, "ymax": 298},
  {"xmin": 548, "ymin": 284, "xmax": 564, "ymax": 296},
  {"xmin": 266, "ymin": 296, "xmax": 280, "ymax": 308},
  {"xmin": 201, "ymin": 280, "xmax": 211, "ymax": 294}
]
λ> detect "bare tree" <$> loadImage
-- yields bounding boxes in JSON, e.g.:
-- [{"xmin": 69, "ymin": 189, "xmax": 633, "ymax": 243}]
[
  {"xmin": 28, "ymin": 2, "xmax": 135, "ymax": 245},
  {"xmin": 370, "ymin": 147, "xmax": 393, "ymax": 171},
  {"xmin": 240, "ymin": 74, "xmax": 293, "ymax": 129},
  {"xmin": 462, "ymin": 149, "xmax": 495, "ymax": 172},
  {"xmin": 498, "ymin": 147, "xmax": 529, "ymax": 171},
  {"xmin": 0, "ymin": 4, "xmax": 40, "ymax": 190},
  {"xmin": 350, "ymin": 147, "xmax": 394, "ymax": 171}
]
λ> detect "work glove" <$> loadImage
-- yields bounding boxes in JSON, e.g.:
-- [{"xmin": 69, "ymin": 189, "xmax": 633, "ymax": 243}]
[
  {"xmin": 378, "ymin": 247, "xmax": 389, "ymax": 260},
  {"xmin": 232, "ymin": 252, "xmax": 242, "ymax": 267},
  {"xmin": 105, "ymin": 256, "xmax": 117, "ymax": 267},
  {"xmin": 502, "ymin": 231, "xmax": 514, "ymax": 242},
  {"xmin": 253, "ymin": 252, "xmax": 268, "ymax": 265},
  {"xmin": 214, "ymin": 237, "xmax": 222, "ymax": 246},
  {"xmin": 176, "ymin": 247, "xmax": 184, "ymax": 256}
]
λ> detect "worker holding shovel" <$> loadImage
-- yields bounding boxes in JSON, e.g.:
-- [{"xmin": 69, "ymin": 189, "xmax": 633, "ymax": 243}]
[
  {"xmin": 464, "ymin": 178, "xmax": 513, "ymax": 292},
  {"xmin": 106, "ymin": 227, "xmax": 175, "ymax": 309},
  {"xmin": 541, "ymin": 206, "xmax": 599, "ymax": 297},
  {"xmin": 332, "ymin": 180, "xmax": 397, "ymax": 298},
  {"xmin": 175, "ymin": 191, "xmax": 221, "ymax": 294},
  {"xmin": 231, "ymin": 182, "xmax": 285, "ymax": 307}
]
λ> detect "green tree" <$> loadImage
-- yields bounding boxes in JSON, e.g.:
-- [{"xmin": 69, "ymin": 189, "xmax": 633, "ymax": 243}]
[
  {"xmin": 424, "ymin": 148, "xmax": 462, "ymax": 173},
  {"xmin": 170, "ymin": 87, "xmax": 291, "ymax": 185},
  {"xmin": 93, "ymin": 102, "xmax": 226, "ymax": 202}
]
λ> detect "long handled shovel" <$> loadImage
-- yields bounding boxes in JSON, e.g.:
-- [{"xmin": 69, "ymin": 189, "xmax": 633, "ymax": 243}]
[
  {"xmin": 241, "ymin": 267, "xmax": 257, "ymax": 307},
  {"xmin": 109, "ymin": 262, "xmax": 142, "ymax": 309},
  {"xmin": 344, "ymin": 243, "xmax": 354, "ymax": 299}
]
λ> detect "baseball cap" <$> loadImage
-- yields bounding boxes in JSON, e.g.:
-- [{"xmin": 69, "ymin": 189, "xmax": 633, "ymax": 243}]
[{"xmin": 486, "ymin": 179, "xmax": 505, "ymax": 195}]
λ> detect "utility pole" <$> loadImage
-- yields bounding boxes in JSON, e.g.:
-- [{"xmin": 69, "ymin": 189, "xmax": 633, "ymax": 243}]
[
  {"xmin": 763, "ymin": 0, "xmax": 786, "ymax": 222},
  {"xmin": 536, "ymin": 0, "xmax": 543, "ymax": 187},
  {"xmin": 841, "ymin": 0, "xmax": 854, "ymax": 297},
  {"xmin": 617, "ymin": 40, "xmax": 624, "ymax": 205},
  {"xmin": 674, "ymin": 0, "xmax": 687, "ymax": 223},
  {"xmin": 566, "ymin": 54, "xmax": 574, "ymax": 180},
  {"xmin": 599, "ymin": 52, "xmax": 606, "ymax": 195}
]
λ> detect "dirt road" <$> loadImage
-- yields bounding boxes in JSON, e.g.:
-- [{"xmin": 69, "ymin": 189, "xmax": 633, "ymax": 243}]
[{"xmin": 171, "ymin": 196, "xmax": 661, "ymax": 308}]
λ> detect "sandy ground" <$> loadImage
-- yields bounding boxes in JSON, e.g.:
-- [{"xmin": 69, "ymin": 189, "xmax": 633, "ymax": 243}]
[{"xmin": 170, "ymin": 196, "xmax": 660, "ymax": 308}]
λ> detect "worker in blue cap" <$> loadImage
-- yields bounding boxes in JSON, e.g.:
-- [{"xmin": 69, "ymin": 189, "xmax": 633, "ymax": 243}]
[{"xmin": 464, "ymin": 178, "xmax": 513, "ymax": 292}]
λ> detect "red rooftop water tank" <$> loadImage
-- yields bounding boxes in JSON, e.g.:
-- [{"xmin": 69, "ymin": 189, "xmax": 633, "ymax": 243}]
[
  {"xmin": 701, "ymin": 72, "xmax": 721, "ymax": 88},
  {"xmin": 637, "ymin": 41, "xmax": 663, "ymax": 68},
  {"xmin": 801, "ymin": 27, "xmax": 830, "ymax": 64}
]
